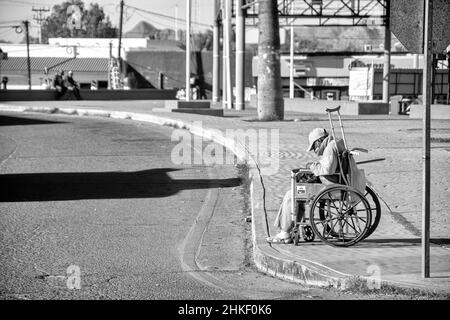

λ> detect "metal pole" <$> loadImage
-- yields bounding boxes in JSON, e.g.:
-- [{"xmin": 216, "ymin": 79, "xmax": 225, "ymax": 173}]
[
  {"xmin": 382, "ymin": 1, "xmax": 391, "ymax": 103},
  {"xmin": 222, "ymin": 0, "xmax": 227, "ymax": 109},
  {"xmin": 413, "ymin": 54, "xmax": 420, "ymax": 68},
  {"xmin": 24, "ymin": 20, "xmax": 31, "ymax": 90},
  {"xmin": 289, "ymin": 4, "xmax": 294, "ymax": 99},
  {"xmin": 175, "ymin": 4, "xmax": 179, "ymax": 41},
  {"xmin": 224, "ymin": 0, "xmax": 233, "ymax": 109},
  {"xmin": 108, "ymin": 41, "xmax": 112, "ymax": 89},
  {"xmin": 447, "ymin": 52, "xmax": 450, "ymax": 105},
  {"xmin": 118, "ymin": 0, "xmax": 124, "ymax": 73},
  {"xmin": 0, "ymin": 51, "xmax": 3, "ymax": 89},
  {"xmin": 186, "ymin": 0, "xmax": 191, "ymax": 101},
  {"xmin": 235, "ymin": 0, "xmax": 245, "ymax": 110},
  {"xmin": 422, "ymin": 0, "xmax": 433, "ymax": 279},
  {"xmin": 212, "ymin": 0, "xmax": 220, "ymax": 103}
]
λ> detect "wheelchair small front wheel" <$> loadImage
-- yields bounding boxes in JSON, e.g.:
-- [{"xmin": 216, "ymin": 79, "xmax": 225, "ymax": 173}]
[{"xmin": 302, "ymin": 225, "xmax": 315, "ymax": 242}]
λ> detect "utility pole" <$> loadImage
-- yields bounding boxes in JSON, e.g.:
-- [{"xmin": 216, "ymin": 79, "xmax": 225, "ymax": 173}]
[
  {"xmin": 289, "ymin": 2, "xmax": 295, "ymax": 99},
  {"xmin": 108, "ymin": 41, "xmax": 113, "ymax": 89},
  {"xmin": 224, "ymin": 0, "xmax": 232, "ymax": 109},
  {"xmin": 221, "ymin": 0, "xmax": 227, "ymax": 109},
  {"xmin": 212, "ymin": 0, "xmax": 220, "ymax": 103},
  {"xmin": 24, "ymin": 20, "xmax": 31, "ymax": 90},
  {"xmin": 235, "ymin": 0, "xmax": 245, "ymax": 110},
  {"xmin": 32, "ymin": 6, "xmax": 50, "ymax": 44},
  {"xmin": 422, "ymin": 0, "xmax": 433, "ymax": 279},
  {"xmin": 382, "ymin": 1, "xmax": 391, "ymax": 104},
  {"xmin": 118, "ymin": 0, "xmax": 124, "ymax": 73},
  {"xmin": 186, "ymin": 0, "xmax": 191, "ymax": 101},
  {"xmin": 447, "ymin": 52, "xmax": 450, "ymax": 105}
]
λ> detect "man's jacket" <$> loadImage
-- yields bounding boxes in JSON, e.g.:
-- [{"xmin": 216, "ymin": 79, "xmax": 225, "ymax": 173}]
[{"xmin": 309, "ymin": 136, "xmax": 345, "ymax": 176}]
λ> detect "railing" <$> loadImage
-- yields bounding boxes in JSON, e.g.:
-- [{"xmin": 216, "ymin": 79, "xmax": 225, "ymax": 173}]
[{"xmin": 293, "ymin": 81, "xmax": 318, "ymax": 100}]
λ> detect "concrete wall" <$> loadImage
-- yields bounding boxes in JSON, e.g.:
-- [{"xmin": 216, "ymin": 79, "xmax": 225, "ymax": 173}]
[
  {"xmin": 0, "ymin": 89, "xmax": 177, "ymax": 101},
  {"xmin": 409, "ymin": 104, "xmax": 450, "ymax": 119},
  {"xmin": 126, "ymin": 49, "xmax": 255, "ymax": 92},
  {"xmin": 249, "ymin": 96, "xmax": 389, "ymax": 115}
]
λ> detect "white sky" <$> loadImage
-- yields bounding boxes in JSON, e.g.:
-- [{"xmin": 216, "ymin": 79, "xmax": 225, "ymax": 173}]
[{"xmin": 0, "ymin": 0, "xmax": 215, "ymax": 42}]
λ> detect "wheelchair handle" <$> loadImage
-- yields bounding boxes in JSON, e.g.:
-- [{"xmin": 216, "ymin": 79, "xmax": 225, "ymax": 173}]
[
  {"xmin": 356, "ymin": 157, "xmax": 386, "ymax": 165},
  {"xmin": 325, "ymin": 105, "xmax": 341, "ymax": 113}
]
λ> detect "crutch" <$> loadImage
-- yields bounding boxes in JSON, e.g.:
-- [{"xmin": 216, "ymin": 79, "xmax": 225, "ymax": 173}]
[
  {"xmin": 325, "ymin": 105, "xmax": 349, "ymax": 185},
  {"xmin": 325, "ymin": 106, "xmax": 368, "ymax": 155},
  {"xmin": 325, "ymin": 105, "xmax": 347, "ymax": 150}
]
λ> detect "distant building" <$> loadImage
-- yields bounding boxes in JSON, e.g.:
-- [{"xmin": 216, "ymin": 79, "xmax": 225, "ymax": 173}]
[
  {"xmin": 0, "ymin": 38, "xmax": 147, "ymax": 90},
  {"xmin": 253, "ymin": 52, "xmax": 448, "ymax": 101},
  {"xmin": 0, "ymin": 56, "xmax": 109, "ymax": 90}
]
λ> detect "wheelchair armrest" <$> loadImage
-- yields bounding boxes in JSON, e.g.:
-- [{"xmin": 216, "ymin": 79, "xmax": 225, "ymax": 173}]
[
  {"xmin": 350, "ymin": 147, "xmax": 368, "ymax": 156},
  {"xmin": 292, "ymin": 167, "xmax": 312, "ymax": 173}
]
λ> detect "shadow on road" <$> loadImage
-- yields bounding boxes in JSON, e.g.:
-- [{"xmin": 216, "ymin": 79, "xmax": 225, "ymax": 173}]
[
  {"xmin": 0, "ymin": 168, "xmax": 242, "ymax": 202},
  {"xmin": 0, "ymin": 115, "xmax": 67, "ymax": 127}
]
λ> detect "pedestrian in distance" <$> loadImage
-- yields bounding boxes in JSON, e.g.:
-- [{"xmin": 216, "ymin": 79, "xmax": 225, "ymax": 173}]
[
  {"xmin": 65, "ymin": 70, "xmax": 82, "ymax": 100},
  {"xmin": 1, "ymin": 76, "xmax": 8, "ymax": 90},
  {"xmin": 53, "ymin": 70, "xmax": 67, "ymax": 100}
]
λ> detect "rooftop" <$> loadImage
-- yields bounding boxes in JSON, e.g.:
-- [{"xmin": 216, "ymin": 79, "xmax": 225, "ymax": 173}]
[{"xmin": 0, "ymin": 57, "xmax": 109, "ymax": 73}]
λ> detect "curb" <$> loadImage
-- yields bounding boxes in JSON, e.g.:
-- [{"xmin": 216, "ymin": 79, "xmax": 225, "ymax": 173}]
[
  {"xmin": 1, "ymin": 104, "xmax": 443, "ymax": 294},
  {"xmin": 0, "ymin": 104, "xmax": 356, "ymax": 289}
]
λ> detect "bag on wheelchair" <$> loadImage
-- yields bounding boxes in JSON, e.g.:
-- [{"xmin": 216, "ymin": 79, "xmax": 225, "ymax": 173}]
[{"xmin": 341, "ymin": 150, "xmax": 366, "ymax": 194}]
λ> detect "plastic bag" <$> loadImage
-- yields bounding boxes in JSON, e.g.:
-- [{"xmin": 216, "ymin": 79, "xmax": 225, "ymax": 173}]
[{"xmin": 348, "ymin": 155, "xmax": 366, "ymax": 194}]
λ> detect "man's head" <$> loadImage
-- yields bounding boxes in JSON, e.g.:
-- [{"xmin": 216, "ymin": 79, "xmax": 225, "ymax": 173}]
[
  {"xmin": 306, "ymin": 128, "xmax": 328, "ymax": 153},
  {"xmin": 68, "ymin": 70, "xmax": 73, "ymax": 76}
]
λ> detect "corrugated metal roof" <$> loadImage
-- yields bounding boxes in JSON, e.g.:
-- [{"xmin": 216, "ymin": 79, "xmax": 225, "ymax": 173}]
[{"xmin": 0, "ymin": 57, "xmax": 109, "ymax": 72}]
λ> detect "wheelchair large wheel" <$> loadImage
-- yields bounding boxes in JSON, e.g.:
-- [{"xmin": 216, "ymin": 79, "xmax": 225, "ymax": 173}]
[
  {"xmin": 363, "ymin": 185, "xmax": 381, "ymax": 238},
  {"xmin": 310, "ymin": 185, "xmax": 372, "ymax": 247}
]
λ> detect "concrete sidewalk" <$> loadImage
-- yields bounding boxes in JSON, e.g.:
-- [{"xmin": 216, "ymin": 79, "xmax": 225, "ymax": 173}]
[{"xmin": 1, "ymin": 100, "xmax": 449, "ymax": 295}]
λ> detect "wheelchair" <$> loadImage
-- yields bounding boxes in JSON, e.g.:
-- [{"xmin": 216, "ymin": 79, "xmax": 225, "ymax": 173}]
[{"xmin": 289, "ymin": 106, "xmax": 382, "ymax": 247}]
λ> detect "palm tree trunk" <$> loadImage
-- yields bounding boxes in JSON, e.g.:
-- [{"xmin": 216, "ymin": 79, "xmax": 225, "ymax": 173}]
[{"xmin": 257, "ymin": 0, "xmax": 284, "ymax": 120}]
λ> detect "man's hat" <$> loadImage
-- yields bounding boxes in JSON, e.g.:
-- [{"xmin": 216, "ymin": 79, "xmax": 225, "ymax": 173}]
[{"xmin": 306, "ymin": 128, "xmax": 328, "ymax": 152}]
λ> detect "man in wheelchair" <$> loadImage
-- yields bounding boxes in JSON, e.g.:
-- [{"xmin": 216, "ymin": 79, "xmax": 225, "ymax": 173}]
[{"xmin": 266, "ymin": 128, "xmax": 346, "ymax": 244}]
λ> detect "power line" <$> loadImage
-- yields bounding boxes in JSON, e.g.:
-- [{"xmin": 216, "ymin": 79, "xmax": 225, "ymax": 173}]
[
  {"xmin": 133, "ymin": 11, "xmax": 179, "ymax": 33},
  {"xmin": 0, "ymin": 0, "xmax": 39, "ymax": 6},
  {"xmin": 132, "ymin": 7, "xmax": 205, "ymax": 34},
  {"xmin": 0, "ymin": 20, "xmax": 23, "ymax": 25},
  {"xmin": 32, "ymin": 6, "xmax": 50, "ymax": 43},
  {"xmin": 32, "ymin": 6, "xmax": 50, "ymax": 24},
  {"xmin": 125, "ymin": 4, "xmax": 212, "ymax": 29}
]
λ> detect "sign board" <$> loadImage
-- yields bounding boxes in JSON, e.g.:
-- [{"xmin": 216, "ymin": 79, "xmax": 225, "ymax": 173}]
[
  {"xmin": 390, "ymin": 0, "xmax": 450, "ymax": 54},
  {"xmin": 432, "ymin": 0, "xmax": 450, "ymax": 53},
  {"xmin": 390, "ymin": 0, "xmax": 424, "ymax": 54},
  {"xmin": 348, "ymin": 67, "xmax": 374, "ymax": 101}
]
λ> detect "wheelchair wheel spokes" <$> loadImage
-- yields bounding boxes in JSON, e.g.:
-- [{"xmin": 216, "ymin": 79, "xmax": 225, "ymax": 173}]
[{"xmin": 311, "ymin": 185, "xmax": 372, "ymax": 247}]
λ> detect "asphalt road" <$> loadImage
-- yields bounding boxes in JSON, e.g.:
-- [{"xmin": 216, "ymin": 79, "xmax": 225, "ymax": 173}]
[
  {"xmin": 0, "ymin": 112, "xmax": 306, "ymax": 300},
  {"xmin": 1, "ymin": 111, "xmax": 411, "ymax": 301},
  {"xmin": 0, "ymin": 111, "xmax": 238, "ymax": 299}
]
